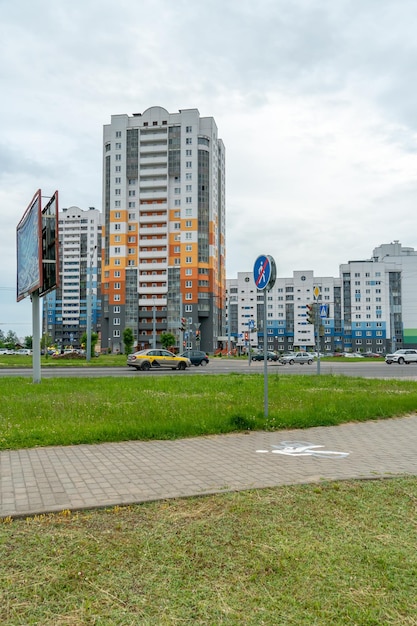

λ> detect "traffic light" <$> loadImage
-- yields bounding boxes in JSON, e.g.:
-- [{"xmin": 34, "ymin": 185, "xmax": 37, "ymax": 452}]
[
  {"xmin": 244, "ymin": 332, "xmax": 249, "ymax": 341},
  {"xmin": 306, "ymin": 304, "xmax": 316, "ymax": 325},
  {"xmin": 179, "ymin": 317, "xmax": 187, "ymax": 332},
  {"xmin": 196, "ymin": 329, "xmax": 200, "ymax": 342}
]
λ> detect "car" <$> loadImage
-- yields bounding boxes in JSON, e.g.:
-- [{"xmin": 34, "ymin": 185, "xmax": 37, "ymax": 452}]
[
  {"xmin": 385, "ymin": 349, "xmax": 417, "ymax": 365},
  {"xmin": 15, "ymin": 348, "xmax": 32, "ymax": 356},
  {"xmin": 180, "ymin": 350, "xmax": 209, "ymax": 366},
  {"xmin": 251, "ymin": 351, "xmax": 279, "ymax": 361},
  {"xmin": 0, "ymin": 349, "xmax": 15, "ymax": 355},
  {"xmin": 344, "ymin": 352, "xmax": 364, "ymax": 358},
  {"xmin": 279, "ymin": 352, "xmax": 314, "ymax": 365},
  {"xmin": 127, "ymin": 348, "xmax": 191, "ymax": 371}
]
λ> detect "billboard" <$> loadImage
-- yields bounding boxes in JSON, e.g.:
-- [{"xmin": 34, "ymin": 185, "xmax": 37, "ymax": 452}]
[
  {"xmin": 39, "ymin": 190, "xmax": 59, "ymax": 297},
  {"xmin": 16, "ymin": 190, "xmax": 42, "ymax": 302}
]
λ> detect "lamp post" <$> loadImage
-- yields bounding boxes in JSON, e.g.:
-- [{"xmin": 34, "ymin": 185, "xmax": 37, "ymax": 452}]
[
  {"xmin": 86, "ymin": 246, "xmax": 96, "ymax": 362},
  {"xmin": 152, "ymin": 299, "xmax": 156, "ymax": 349}
]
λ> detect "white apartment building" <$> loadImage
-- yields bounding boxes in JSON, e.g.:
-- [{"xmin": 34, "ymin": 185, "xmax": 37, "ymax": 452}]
[
  {"xmin": 44, "ymin": 206, "xmax": 102, "ymax": 350},
  {"xmin": 227, "ymin": 271, "xmax": 341, "ymax": 354},
  {"xmin": 227, "ymin": 242, "xmax": 417, "ymax": 354}
]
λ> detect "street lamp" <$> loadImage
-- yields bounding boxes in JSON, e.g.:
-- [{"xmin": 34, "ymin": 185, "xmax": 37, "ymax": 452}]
[
  {"xmin": 86, "ymin": 245, "xmax": 96, "ymax": 362},
  {"xmin": 152, "ymin": 298, "xmax": 156, "ymax": 349}
]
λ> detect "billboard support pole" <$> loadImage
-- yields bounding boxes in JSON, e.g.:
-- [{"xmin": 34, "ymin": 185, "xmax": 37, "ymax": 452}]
[{"xmin": 32, "ymin": 293, "xmax": 41, "ymax": 383}]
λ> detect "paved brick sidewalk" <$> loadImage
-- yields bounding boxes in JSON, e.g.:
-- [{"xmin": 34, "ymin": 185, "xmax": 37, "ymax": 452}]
[{"xmin": 1, "ymin": 415, "xmax": 417, "ymax": 518}]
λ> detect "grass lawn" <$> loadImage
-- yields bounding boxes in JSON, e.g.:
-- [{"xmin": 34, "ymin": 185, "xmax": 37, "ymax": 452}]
[
  {"xmin": 1, "ymin": 374, "xmax": 417, "ymax": 450},
  {"xmin": 1, "ymin": 478, "xmax": 416, "ymax": 625}
]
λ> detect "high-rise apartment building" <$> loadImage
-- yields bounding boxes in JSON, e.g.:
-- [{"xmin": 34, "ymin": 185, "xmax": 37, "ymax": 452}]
[
  {"xmin": 44, "ymin": 206, "xmax": 102, "ymax": 350},
  {"xmin": 101, "ymin": 106, "xmax": 226, "ymax": 353}
]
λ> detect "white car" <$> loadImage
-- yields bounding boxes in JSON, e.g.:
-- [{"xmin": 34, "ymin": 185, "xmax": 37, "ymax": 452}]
[
  {"xmin": 385, "ymin": 349, "xmax": 417, "ymax": 365},
  {"xmin": 279, "ymin": 352, "xmax": 314, "ymax": 365}
]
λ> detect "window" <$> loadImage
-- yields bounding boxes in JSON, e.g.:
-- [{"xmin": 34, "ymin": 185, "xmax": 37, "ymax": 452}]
[
  {"xmin": 113, "ymin": 330, "xmax": 120, "ymax": 337},
  {"xmin": 114, "ymin": 282, "xmax": 121, "ymax": 289},
  {"xmin": 115, "ymin": 154, "xmax": 121, "ymax": 161},
  {"xmin": 114, "ymin": 318, "xmax": 120, "ymax": 325},
  {"xmin": 115, "ymin": 142, "xmax": 121, "ymax": 149},
  {"xmin": 185, "ymin": 220, "xmax": 192, "ymax": 227},
  {"xmin": 185, "ymin": 293, "xmax": 192, "ymax": 300},
  {"xmin": 114, "ymin": 271, "xmax": 120, "ymax": 277},
  {"xmin": 186, "ymin": 138, "xmax": 192, "ymax": 144},
  {"xmin": 115, "ymin": 177, "xmax": 121, "ymax": 184},
  {"xmin": 186, "ymin": 149, "xmax": 192, "ymax": 156},
  {"xmin": 115, "ymin": 189, "xmax": 121, "ymax": 195}
]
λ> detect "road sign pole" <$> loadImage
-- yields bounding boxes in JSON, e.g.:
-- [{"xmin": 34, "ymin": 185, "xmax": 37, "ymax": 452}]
[
  {"xmin": 263, "ymin": 290, "xmax": 268, "ymax": 416},
  {"xmin": 253, "ymin": 255, "xmax": 277, "ymax": 418}
]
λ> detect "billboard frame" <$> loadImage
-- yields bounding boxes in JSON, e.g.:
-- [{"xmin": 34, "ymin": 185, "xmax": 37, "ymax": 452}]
[
  {"xmin": 16, "ymin": 189, "xmax": 42, "ymax": 302},
  {"xmin": 39, "ymin": 190, "xmax": 59, "ymax": 297}
]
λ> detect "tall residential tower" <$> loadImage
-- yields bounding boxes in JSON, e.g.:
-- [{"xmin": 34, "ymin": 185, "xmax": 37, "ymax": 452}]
[{"xmin": 101, "ymin": 107, "xmax": 226, "ymax": 353}]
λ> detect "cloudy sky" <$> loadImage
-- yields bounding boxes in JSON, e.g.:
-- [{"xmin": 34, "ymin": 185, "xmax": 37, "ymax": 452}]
[{"xmin": 1, "ymin": 0, "xmax": 417, "ymax": 338}]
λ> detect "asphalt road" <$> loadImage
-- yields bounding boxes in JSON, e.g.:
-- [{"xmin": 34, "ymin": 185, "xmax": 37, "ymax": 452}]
[{"xmin": 1, "ymin": 359, "xmax": 417, "ymax": 379}]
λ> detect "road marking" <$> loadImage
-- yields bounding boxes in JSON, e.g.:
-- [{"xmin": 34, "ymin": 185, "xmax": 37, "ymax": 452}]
[{"xmin": 256, "ymin": 441, "xmax": 349, "ymax": 459}]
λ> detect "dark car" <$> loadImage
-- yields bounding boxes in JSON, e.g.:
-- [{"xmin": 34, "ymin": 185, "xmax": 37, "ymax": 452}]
[
  {"xmin": 251, "ymin": 351, "xmax": 279, "ymax": 361},
  {"xmin": 180, "ymin": 350, "xmax": 209, "ymax": 366}
]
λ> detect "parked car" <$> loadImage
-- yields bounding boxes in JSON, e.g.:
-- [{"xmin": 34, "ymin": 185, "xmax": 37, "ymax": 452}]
[
  {"xmin": 127, "ymin": 349, "xmax": 191, "ymax": 371},
  {"xmin": 279, "ymin": 352, "xmax": 314, "ymax": 365},
  {"xmin": 385, "ymin": 349, "xmax": 417, "ymax": 365},
  {"xmin": 180, "ymin": 350, "xmax": 209, "ymax": 366},
  {"xmin": 15, "ymin": 348, "xmax": 32, "ymax": 356},
  {"xmin": 251, "ymin": 351, "xmax": 279, "ymax": 361},
  {"xmin": 344, "ymin": 352, "xmax": 364, "ymax": 358},
  {"xmin": 0, "ymin": 349, "xmax": 15, "ymax": 355}
]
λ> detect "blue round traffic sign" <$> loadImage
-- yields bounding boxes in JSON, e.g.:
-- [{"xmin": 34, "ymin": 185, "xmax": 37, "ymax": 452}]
[{"xmin": 253, "ymin": 255, "xmax": 276, "ymax": 291}]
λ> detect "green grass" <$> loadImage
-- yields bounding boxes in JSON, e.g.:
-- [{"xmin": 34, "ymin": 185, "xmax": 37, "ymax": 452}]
[
  {"xmin": 1, "ymin": 477, "xmax": 416, "ymax": 624},
  {"xmin": 0, "ymin": 353, "xmax": 127, "ymax": 368},
  {"xmin": 1, "ymin": 374, "xmax": 417, "ymax": 450}
]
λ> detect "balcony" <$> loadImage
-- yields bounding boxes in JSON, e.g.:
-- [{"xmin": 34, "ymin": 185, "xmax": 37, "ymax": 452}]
[{"xmin": 139, "ymin": 226, "xmax": 167, "ymax": 236}]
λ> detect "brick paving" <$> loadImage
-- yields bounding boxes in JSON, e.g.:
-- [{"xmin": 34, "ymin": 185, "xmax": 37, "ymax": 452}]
[{"xmin": 1, "ymin": 415, "xmax": 417, "ymax": 518}]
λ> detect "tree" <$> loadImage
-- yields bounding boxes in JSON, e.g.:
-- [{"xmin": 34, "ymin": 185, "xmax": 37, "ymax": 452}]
[
  {"xmin": 25, "ymin": 336, "xmax": 33, "ymax": 349},
  {"xmin": 80, "ymin": 332, "xmax": 98, "ymax": 358},
  {"xmin": 160, "ymin": 332, "xmax": 176, "ymax": 351},
  {"xmin": 123, "ymin": 327, "xmax": 134, "ymax": 355},
  {"xmin": 5, "ymin": 330, "xmax": 19, "ymax": 349}
]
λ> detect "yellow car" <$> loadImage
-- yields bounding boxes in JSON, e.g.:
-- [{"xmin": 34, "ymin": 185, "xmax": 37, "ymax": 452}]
[{"xmin": 127, "ymin": 349, "xmax": 191, "ymax": 371}]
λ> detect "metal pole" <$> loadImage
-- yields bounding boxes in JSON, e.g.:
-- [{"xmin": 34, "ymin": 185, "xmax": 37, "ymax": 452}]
[
  {"xmin": 263, "ymin": 292, "xmax": 268, "ymax": 416},
  {"xmin": 86, "ymin": 262, "xmax": 92, "ymax": 362},
  {"xmin": 152, "ymin": 300, "xmax": 156, "ymax": 349},
  {"xmin": 316, "ymin": 304, "xmax": 321, "ymax": 376},
  {"xmin": 32, "ymin": 293, "xmax": 41, "ymax": 383}
]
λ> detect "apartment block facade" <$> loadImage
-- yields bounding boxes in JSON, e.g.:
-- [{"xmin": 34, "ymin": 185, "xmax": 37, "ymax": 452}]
[
  {"xmin": 226, "ymin": 242, "xmax": 417, "ymax": 354},
  {"xmin": 101, "ymin": 107, "xmax": 226, "ymax": 353},
  {"xmin": 43, "ymin": 206, "xmax": 102, "ymax": 350}
]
